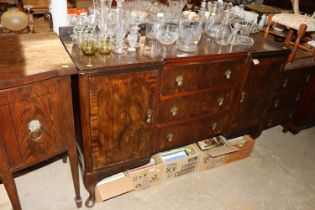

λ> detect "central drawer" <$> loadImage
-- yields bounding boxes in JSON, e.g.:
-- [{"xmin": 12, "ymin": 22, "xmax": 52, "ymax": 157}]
[
  {"xmin": 154, "ymin": 114, "xmax": 229, "ymax": 153},
  {"xmin": 157, "ymin": 88, "xmax": 234, "ymax": 124},
  {"xmin": 161, "ymin": 59, "xmax": 242, "ymax": 96}
]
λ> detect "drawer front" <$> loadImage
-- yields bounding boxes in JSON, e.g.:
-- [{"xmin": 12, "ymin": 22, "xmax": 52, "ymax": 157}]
[
  {"xmin": 278, "ymin": 70, "xmax": 313, "ymax": 91},
  {"xmin": 161, "ymin": 59, "xmax": 242, "ymax": 96},
  {"xmin": 0, "ymin": 79, "xmax": 65, "ymax": 168},
  {"xmin": 157, "ymin": 88, "xmax": 234, "ymax": 124},
  {"xmin": 263, "ymin": 108, "xmax": 297, "ymax": 129},
  {"xmin": 269, "ymin": 88, "xmax": 305, "ymax": 111},
  {"xmin": 154, "ymin": 115, "xmax": 229, "ymax": 153}
]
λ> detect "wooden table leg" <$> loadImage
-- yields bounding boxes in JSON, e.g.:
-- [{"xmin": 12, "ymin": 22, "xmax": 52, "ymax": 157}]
[
  {"xmin": 83, "ymin": 173, "xmax": 97, "ymax": 208},
  {"xmin": 0, "ymin": 142, "xmax": 22, "ymax": 210},
  {"xmin": 2, "ymin": 173, "xmax": 22, "ymax": 210},
  {"xmin": 60, "ymin": 77, "xmax": 82, "ymax": 208}
]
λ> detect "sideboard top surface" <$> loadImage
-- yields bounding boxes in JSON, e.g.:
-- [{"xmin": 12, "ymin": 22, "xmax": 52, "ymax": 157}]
[
  {"xmin": 62, "ymin": 32, "xmax": 288, "ymax": 74},
  {"xmin": 0, "ymin": 33, "xmax": 76, "ymax": 90}
]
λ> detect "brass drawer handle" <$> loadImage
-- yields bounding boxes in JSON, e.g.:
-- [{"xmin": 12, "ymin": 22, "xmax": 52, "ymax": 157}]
[
  {"xmin": 211, "ymin": 122, "xmax": 217, "ymax": 131},
  {"xmin": 295, "ymin": 93, "xmax": 301, "ymax": 102},
  {"xmin": 166, "ymin": 133, "xmax": 174, "ymax": 142},
  {"xmin": 176, "ymin": 75, "xmax": 184, "ymax": 87},
  {"xmin": 170, "ymin": 105, "xmax": 178, "ymax": 117},
  {"xmin": 274, "ymin": 99, "xmax": 279, "ymax": 108},
  {"xmin": 217, "ymin": 97, "xmax": 224, "ymax": 106},
  {"xmin": 225, "ymin": 69, "xmax": 232, "ymax": 80},
  {"xmin": 282, "ymin": 78, "xmax": 288, "ymax": 88},
  {"xmin": 146, "ymin": 109, "xmax": 153, "ymax": 124},
  {"xmin": 267, "ymin": 119, "xmax": 273, "ymax": 127},
  {"xmin": 240, "ymin": 91, "xmax": 246, "ymax": 103},
  {"xmin": 28, "ymin": 120, "xmax": 42, "ymax": 142},
  {"xmin": 305, "ymin": 74, "xmax": 311, "ymax": 83}
]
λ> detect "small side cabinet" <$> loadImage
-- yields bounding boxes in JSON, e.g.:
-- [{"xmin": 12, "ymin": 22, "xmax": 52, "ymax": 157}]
[
  {"xmin": 229, "ymin": 51, "xmax": 289, "ymax": 137},
  {"xmin": 0, "ymin": 34, "xmax": 81, "ymax": 210}
]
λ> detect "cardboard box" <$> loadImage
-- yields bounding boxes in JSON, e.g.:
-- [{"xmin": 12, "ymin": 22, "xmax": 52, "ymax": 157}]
[
  {"xmin": 194, "ymin": 136, "xmax": 239, "ymax": 172},
  {"xmin": 95, "ymin": 172, "xmax": 134, "ymax": 202},
  {"xmin": 126, "ymin": 157, "xmax": 164, "ymax": 191},
  {"xmin": 153, "ymin": 144, "xmax": 199, "ymax": 181},
  {"xmin": 224, "ymin": 135, "xmax": 255, "ymax": 163}
]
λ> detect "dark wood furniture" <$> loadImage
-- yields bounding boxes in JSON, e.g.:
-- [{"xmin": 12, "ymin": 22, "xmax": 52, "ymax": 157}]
[
  {"xmin": 273, "ymin": 58, "xmax": 315, "ymax": 133},
  {"xmin": 263, "ymin": 57, "xmax": 315, "ymax": 131},
  {"xmin": 0, "ymin": 34, "xmax": 81, "ymax": 210},
  {"xmin": 289, "ymin": 73, "xmax": 315, "ymax": 132},
  {"xmin": 61, "ymin": 33, "xmax": 290, "ymax": 207}
]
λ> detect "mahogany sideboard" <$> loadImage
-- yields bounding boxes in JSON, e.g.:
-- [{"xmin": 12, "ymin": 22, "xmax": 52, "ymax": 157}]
[
  {"xmin": 0, "ymin": 34, "xmax": 81, "ymax": 210},
  {"xmin": 61, "ymin": 33, "xmax": 295, "ymax": 207}
]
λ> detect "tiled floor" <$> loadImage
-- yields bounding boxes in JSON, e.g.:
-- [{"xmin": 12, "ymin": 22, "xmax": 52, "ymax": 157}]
[{"xmin": 1, "ymin": 126, "xmax": 315, "ymax": 210}]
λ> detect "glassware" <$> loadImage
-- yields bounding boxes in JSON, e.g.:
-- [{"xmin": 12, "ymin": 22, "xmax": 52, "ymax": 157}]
[
  {"xmin": 177, "ymin": 20, "xmax": 202, "ymax": 52},
  {"xmin": 166, "ymin": 0, "xmax": 186, "ymax": 22},
  {"xmin": 98, "ymin": 34, "xmax": 112, "ymax": 55},
  {"xmin": 98, "ymin": 0, "xmax": 112, "ymax": 36},
  {"xmin": 204, "ymin": 3, "xmax": 221, "ymax": 39},
  {"xmin": 214, "ymin": 12, "xmax": 232, "ymax": 46},
  {"xmin": 127, "ymin": 26, "xmax": 141, "ymax": 52},
  {"xmin": 112, "ymin": 0, "xmax": 128, "ymax": 54},
  {"xmin": 156, "ymin": 22, "xmax": 179, "ymax": 45},
  {"xmin": 80, "ymin": 33, "xmax": 98, "ymax": 55}
]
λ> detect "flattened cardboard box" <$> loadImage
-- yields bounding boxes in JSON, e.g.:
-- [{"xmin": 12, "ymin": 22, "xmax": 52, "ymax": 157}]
[
  {"xmin": 95, "ymin": 172, "xmax": 135, "ymax": 202},
  {"xmin": 224, "ymin": 135, "xmax": 255, "ymax": 163},
  {"xmin": 126, "ymin": 157, "xmax": 164, "ymax": 191},
  {"xmin": 153, "ymin": 144, "xmax": 199, "ymax": 181}
]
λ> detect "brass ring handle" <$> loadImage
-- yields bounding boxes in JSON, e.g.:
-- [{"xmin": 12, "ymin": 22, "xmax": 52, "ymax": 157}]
[
  {"xmin": 28, "ymin": 120, "xmax": 42, "ymax": 142},
  {"xmin": 225, "ymin": 69, "xmax": 232, "ymax": 80},
  {"xmin": 166, "ymin": 133, "xmax": 174, "ymax": 142},
  {"xmin": 176, "ymin": 75, "xmax": 184, "ymax": 87},
  {"xmin": 211, "ymin": 122, "xmax": 217, "ymax": 131},
  {"xmin": 267, "ymin": 119, "xmax": 273, "ymax": 127},
  {"xmin": 170, "ymin": 105, "xmax": 178, "ymax": 117},
  {"xmin": 146, "ymin": 109, "xmax": 153, "ymax": 124},
  {"xmin": 217, "ymin": 97, "xmax": 224, "ymax": 106}
]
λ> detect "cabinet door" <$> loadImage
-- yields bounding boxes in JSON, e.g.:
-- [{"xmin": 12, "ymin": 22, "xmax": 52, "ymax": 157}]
[
  {"xmin": 230, "ymin": 54, "xmax": 287, "ymax": 134},
  {"xmin": 0, "ymin": 79, "xmax": 65, "ymax": 169},
  {"xmin": 89, "ymin": 71, "xmax": 157, "ymax": 170}
]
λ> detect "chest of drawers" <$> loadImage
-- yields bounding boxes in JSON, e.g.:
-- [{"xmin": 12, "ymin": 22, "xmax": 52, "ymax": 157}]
[
  {"xmin": 154, "ymin": 56, "xmax": 245, "ymax": 153},
  {"xmin": 263, "ymin": 61, "xmax": 315, "ymax": 130}
]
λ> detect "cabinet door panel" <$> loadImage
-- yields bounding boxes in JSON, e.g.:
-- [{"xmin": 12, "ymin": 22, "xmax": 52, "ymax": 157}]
[
  {"xmin": 0, "ymin": 80, "xmax": 65, "ymax": 168},
  {"xmin": 89, "ymin": 71, "xmax": 157, "ymax": 170},
  {"xmin": 231, "ymin": 55, "xmax": 287, "ymax": 130}
]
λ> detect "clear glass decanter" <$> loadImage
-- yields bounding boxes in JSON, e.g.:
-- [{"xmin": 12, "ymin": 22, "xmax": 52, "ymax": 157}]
[{"xmin": 214, "ymin": 12, "xmax": 232, "ymax": 46}]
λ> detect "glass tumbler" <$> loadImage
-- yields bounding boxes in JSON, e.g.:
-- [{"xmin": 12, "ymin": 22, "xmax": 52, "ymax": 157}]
[
  {"xmin": 156, "ymin": 22, "xmax": 179, "ymax": 45},
  {"xmin": 177, "ymin": 20, "xmax": 202, "ymax": 52}
]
